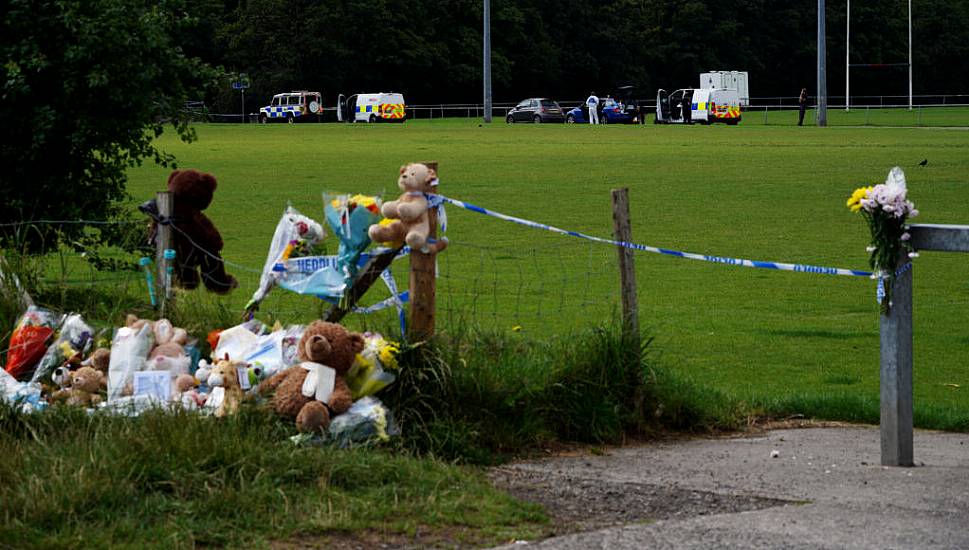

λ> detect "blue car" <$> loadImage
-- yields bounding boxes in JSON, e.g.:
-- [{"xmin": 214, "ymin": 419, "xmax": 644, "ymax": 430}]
[{"xmin": 565, "ymin": 97, "xmax": 640, "ymax": 124}]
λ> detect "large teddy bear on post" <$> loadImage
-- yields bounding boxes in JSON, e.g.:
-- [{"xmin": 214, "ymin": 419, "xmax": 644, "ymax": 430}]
[
  {"xmin": 368, "ymin": 162, "xmax": 448, "ymax": 254},
  {"xmin": 259, "ymin": 321, "xmax": 364, "ymax": 433},
  {"xmin": 164, "ymin": 169, "xmax": 238, "ymax": 294}
]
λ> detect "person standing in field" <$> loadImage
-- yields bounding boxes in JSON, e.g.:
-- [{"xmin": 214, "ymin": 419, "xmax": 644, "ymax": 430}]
[
  {"xmin": 586, "ymin": 92, "xmax": 599, "ymax": 124},
  {"xmin": 798, "ymin": 88, "xmax": 808, "ymax": 126}
]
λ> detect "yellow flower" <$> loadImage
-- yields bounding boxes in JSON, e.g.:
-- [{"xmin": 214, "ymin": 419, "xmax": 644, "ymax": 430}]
[
  {"xmin": 379, "ymin": 343, "xmax": 399, "ymax": 369},
  {"xmin": 511, "ymin": 325, "xmax": 522, "ymax": 332},
  {"xmin": 846, "ymin": 186, "xmax": 872, "ymax": 212}
]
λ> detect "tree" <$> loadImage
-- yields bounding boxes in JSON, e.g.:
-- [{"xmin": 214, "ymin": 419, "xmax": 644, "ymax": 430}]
[{"xmin": 0, "ymin": 0, "xmax": 219, "ymax": 251}]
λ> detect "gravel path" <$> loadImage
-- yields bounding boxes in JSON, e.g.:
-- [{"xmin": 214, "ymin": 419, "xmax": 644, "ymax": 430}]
[{"xmin": 490, "ymin": 426, "xmax": 969, "ymax": 549}]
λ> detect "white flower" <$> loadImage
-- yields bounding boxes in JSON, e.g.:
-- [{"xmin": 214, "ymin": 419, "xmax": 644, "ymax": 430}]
[
  {"xmin": 900, "ymin": 232, "xmax": 911, "ymax": 241},
  {"xmin": 908, "ymin": 252, "xmax": 920, "ymax": 258},
  {"xmin": 866, "ymin": 246, "xmax": 877, "ymax": 252}
]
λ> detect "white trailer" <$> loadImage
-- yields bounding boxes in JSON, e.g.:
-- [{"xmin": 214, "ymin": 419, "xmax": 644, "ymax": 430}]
[{"xmin": 699, "ymin": 71, "xmax": 749, "ymax": 106}]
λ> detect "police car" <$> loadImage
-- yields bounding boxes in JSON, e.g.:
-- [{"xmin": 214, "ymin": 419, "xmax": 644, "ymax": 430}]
[
  {"xmin": 337, "ymin": 92, "xmax": 406, "ymax": 123},
  {"xmin": 258, "ymin": 91, "xmax": 323, "ymax": 123}
]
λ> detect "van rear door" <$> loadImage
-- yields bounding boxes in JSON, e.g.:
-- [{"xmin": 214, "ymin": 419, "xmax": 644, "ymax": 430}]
[{"xmin": 691, "ymin": 89, "xmax": 710, "ymax": 122}]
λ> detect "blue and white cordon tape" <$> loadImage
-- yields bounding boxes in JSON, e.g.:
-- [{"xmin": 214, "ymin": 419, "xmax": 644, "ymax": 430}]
[{"xmin": 437, "ymin": 195, "xmax": 873, "ymax": 278}]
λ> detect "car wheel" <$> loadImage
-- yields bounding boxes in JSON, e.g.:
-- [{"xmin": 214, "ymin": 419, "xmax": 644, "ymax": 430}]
[
  {"xmin": 566, "ymin": 114, "xmax": 575, "ymax": 124},
  {"xmin": 259, "ymin": 114, "xmax": 268, "ymax": 124},
  {"xmin": 287, "ymin": 114, "xmax": 295, "ymax": 124},
  {"xmin": 600, "ymin": 115, "xmax": 609, "ymax": 125},
  {"xmin": 369, "ymin": 114, "xmax": 377, "ymax": 123},
  {"xmin": 506, "ymin": 115, "xmax": 514, "ymax": 124},
  {"xmin": 534, "ymin": 115, "xmax": 542, "ymax": 124}
]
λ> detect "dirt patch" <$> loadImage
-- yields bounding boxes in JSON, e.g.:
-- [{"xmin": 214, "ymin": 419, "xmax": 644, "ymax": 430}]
[{"xmin": 487, "ymin": 467, "xmax": 793, "ymax": 537}]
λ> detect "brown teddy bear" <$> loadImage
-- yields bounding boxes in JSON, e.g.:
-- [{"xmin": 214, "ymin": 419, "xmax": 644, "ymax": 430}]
[
  {"xmin": 149, "ymin": 169, "xmax": 238, "ymax": 294},
  {"xmin": 50, "ymin": 366, "xmax": 104, "ymax": 407},
  {"xmin": 260, "ymin": 321, "xmax": 363, "ymax": 433},
  {"xmin": 368, "ymin": 163, "xmax": 448, "ymax": 254}
]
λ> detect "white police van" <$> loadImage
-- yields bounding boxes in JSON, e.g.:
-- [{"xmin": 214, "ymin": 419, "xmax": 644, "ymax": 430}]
[
  {"xmin": 258, "ymin": 91, "xmax": 323, "ymax": 123},
  {"xmin": 337, "ymin": 92, "xmax": 407, "ymax": 123}
]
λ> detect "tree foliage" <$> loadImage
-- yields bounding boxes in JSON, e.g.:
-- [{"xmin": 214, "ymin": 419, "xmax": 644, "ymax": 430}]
[
  {"xmin": 206, "ymin": 0, "xmax": 968, "ymax": 110},
  {"xmin": 1, "ymin": 0, "xmax": 219, "ymax": 250}
]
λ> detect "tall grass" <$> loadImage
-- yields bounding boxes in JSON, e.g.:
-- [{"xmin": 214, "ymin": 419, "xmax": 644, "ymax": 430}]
[{"xmin": 383, "ymin": 324, "xmax": 743, "ymax": 462}]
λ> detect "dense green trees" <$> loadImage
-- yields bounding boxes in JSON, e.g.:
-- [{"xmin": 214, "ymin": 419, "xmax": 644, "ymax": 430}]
[
  {"xmin": 205, "ymin": 0, "xmax": 969, "ymax": 109},
  {"xmin": 1, "ymin": 0, "xmax": 218, "ymax": 248}
]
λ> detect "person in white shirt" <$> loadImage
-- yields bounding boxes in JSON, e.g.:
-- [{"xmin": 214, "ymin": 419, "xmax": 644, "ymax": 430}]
[{"xmin": 586, "ymin": 92, "xmax": 599, "ymax": 124}]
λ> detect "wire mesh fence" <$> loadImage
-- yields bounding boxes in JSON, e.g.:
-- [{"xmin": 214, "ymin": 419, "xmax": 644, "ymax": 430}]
[{"xmin": 1, "ymin": 217, "xmax": 624, "ymax": 341}]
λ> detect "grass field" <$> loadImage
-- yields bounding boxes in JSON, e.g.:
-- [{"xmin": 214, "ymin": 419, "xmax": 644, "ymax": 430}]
[{"xmin": 120, "ymin": 118, "xmax": 969, "ymax": 429}]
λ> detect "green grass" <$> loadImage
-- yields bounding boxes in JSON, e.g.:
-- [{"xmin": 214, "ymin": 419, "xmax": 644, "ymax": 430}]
[
  {"xmin": 0, "ymin": 403, "xmax": 547, "ymax": 549},
  {"xmin": 4, "ymin": 116, "xmax": 968, "ymax": 547},
  {"xmin": 115, "ymin": 119, "xmax": 969, "ymax": 430},
  {"xmin": 745, "ymin": 105, "xmax": 969, "ymax": 127}
]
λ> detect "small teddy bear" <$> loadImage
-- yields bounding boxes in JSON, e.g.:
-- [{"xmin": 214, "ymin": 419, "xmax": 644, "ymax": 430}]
[
  {"xmin": 260, "ymin": 321, "xmax": 363, "ymax": 433},
  {"xmin": 367, "ymin": 162, "xmax": 448, "ymax": 254},
  {"xmin": 205, "ymin": 358, "xmax": 245, "ymax": 417},
  {"xmin": 51, "ymin": 366, "xmax": 104, "ymax": 407}
]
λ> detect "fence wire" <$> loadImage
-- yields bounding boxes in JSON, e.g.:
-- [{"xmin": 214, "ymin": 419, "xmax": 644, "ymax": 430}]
[{"xmin": 1, "ymin": 218, "xmax": 624, "ymax": 339}]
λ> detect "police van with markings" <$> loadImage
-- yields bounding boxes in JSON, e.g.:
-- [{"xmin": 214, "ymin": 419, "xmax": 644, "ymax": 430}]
[
  {"xmin": 258, "ymin": 91, "xmax": 323, "ymax": 123},
  {"xmin": 337, "ymin": 92, "xmax": 407, "ymax": 123}
]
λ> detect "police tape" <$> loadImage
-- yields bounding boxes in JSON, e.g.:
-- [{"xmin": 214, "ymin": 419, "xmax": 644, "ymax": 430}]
[{"xmin": 438, "ymin": 195, "xmax": 873, "ymax": 278}]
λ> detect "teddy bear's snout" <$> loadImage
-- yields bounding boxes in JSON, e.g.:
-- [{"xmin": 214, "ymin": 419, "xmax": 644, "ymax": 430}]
[{"xmin": 306, "ymin": 334, "xmax": 331, "ymax": 357}]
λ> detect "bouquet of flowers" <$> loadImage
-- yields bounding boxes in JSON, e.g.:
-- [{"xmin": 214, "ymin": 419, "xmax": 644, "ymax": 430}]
[
  {"xmin": 245, "ymin": 206, "xmax": 326, "ymax": 314},
  {"xmin": 847, "ymin": 167, "xmax": 919, "ymax": 312},
  {"xmin": 324, "ymin": 194, "xmax": 382, "ymax": 288},
  {"xmin": 345, "ymin": 332, "xmax": 400, "ymax": 399}
]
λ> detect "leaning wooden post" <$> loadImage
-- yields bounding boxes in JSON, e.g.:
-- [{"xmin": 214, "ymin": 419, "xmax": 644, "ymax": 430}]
[
  {"xmin": 408, "ymin": 162, "xmax": 440, "ymax": 341},
  {"xmin": 879, "ymin": 253, "xmax": 913, "ymax": 467},
  {"xmin": 155, "ymin": 191, "xmax": 174, "ymax": 315},
  {"xmin": 611, "ymin": 188, "xmax": 639, "ymax": 339}
]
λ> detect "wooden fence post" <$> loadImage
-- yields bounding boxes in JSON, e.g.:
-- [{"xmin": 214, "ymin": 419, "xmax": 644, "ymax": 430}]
[
  {"xmin": 408, "ymin": 162, "xmax": 440, "ymax": 341},
  {"xmin": 155, "ymin": 191, "xmax": 174, "ymax": 315},
  {"xmin": 611, "ymin": 188, "xmax": 639, "ymax": 339}
]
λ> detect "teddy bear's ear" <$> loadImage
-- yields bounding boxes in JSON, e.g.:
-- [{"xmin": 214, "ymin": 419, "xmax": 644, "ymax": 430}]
[
  {"xmin": 224, "ymin": 352, "xmax": 229, "ymax": 362},
  {"xmin": 425, "ymin": 167, "xmax": 437, "ymax": 182},
  {"xmin": 399, "ymin": 164, "xmax": 407, "ymax": 175}
]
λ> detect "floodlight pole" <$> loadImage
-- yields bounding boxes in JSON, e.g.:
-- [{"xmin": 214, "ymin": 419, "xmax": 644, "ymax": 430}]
[
  {"xmin": 483, "ymin": 0, "xmax": 493, "ymax": 123},
  {"xmin": 845, "ymin": 0, "xmax": 850, "ymax": 112},
  {"xmin": 908, "ymin": 0, "xmax": 913, "ymax": 111},
  {"xmin": 817, "ymin": 0, "xmax": 828, "ymax": 126}
]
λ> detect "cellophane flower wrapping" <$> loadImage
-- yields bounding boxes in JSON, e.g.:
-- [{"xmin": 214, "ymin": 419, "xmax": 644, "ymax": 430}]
[
  {"xmin": 345, "ymin": 333, "xmax": 400, "ymax": 399},
  {"xmin": 324, "ymin": 193, "xmax": 382, "ymax": 288},
  {"xmin": 846, "ymin": 167, "xmax": 918, "ymax": 312},
  {"xmin": 246, "ymin": 206, "xmax": 326, "ymax": 313},
  {"xmin": 3, "ymin": 306, "xmax": 61, "ymax": 380},
  {"xmin": 30, "ymin": 314, "xmax": 93, "ymax": 385}
]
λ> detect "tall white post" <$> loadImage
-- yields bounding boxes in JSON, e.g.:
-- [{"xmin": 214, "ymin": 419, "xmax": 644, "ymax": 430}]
[
  {"xmin": 817, "ymin": 0, "xmax": 828, "ymax": 126},
  {"xmin": 483, "ymin": 0, "xmax": 493, "ymax": 123},
  {"xmin": 846, "ymin": 0, "xmax": 850, "ymax": 111},
  {"xmin": 908, "ymin": 0, "xmax": 913, "ymax": 111}
]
